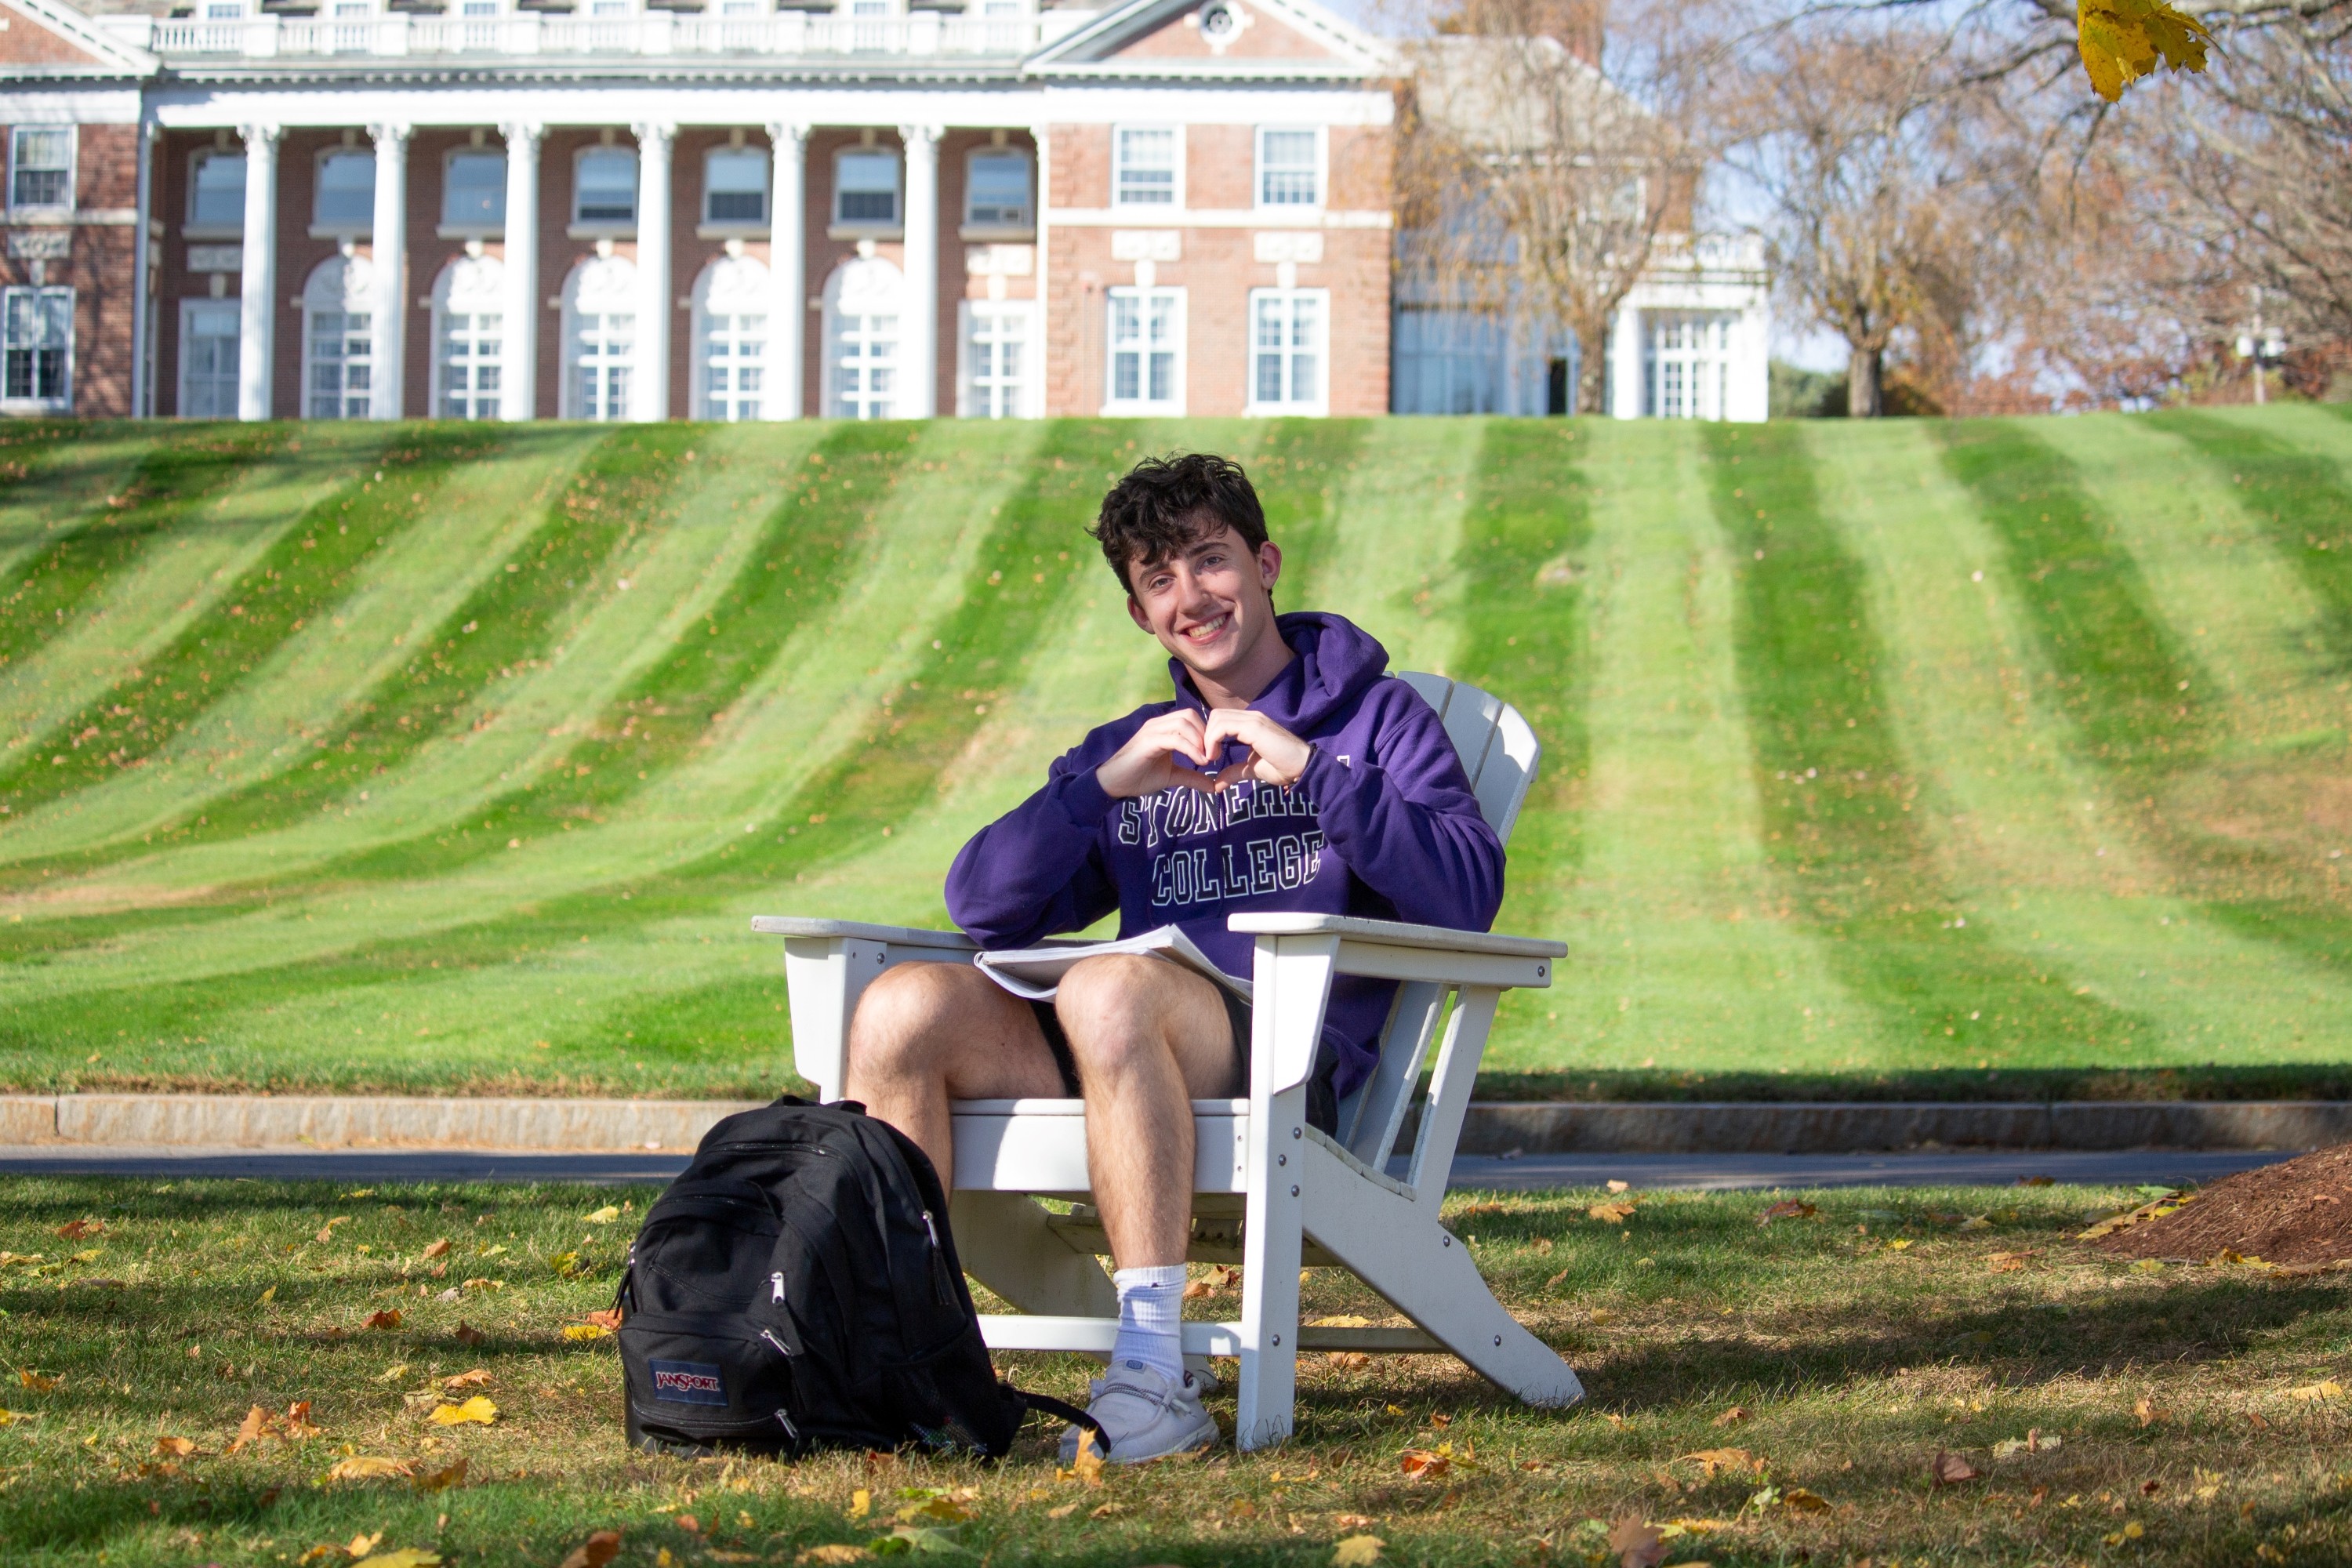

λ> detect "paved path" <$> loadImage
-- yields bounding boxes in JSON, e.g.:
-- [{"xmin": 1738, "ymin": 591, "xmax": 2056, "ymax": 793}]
[{"xmin": 0, "ymin": 1145, "xmax": 2297, "ymax": 1189}]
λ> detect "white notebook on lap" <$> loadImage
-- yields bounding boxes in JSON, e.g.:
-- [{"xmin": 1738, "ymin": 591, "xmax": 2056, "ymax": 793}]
[{"xmin": 973, "ymin": 924, "xmax": 1252, "ymax": 1004}]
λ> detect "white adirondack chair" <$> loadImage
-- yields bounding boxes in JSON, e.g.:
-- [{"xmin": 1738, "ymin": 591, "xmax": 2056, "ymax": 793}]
[{"xmin": 753, "ymin": 672, "xmax": 1584, "ymax": 1450}]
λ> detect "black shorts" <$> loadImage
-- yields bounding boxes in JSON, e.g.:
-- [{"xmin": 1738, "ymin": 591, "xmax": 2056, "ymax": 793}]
[{"xmin": 1030, "ymin": 977, "xmax": 1338, "ymax": 1134}]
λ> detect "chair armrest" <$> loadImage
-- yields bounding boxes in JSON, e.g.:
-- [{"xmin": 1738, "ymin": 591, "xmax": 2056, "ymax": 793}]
[
  {"xmin": 1227, "ymin": 912, "xmax": 1565, "ymax": 960},
  {"xmin": 750, "ymin": 916, "xmax": 978, "ymax": 951}
]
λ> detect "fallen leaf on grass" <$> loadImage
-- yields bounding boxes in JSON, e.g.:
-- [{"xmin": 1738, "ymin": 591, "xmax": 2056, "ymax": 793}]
[
  {"xmin": 1884, "ymin": 1239, "xmax": 1914, "ymax": 1251},
  {"xmin": 427, "ymin": 1396, "xmax": 496, "ymax": 1426},
  {"xmin": 1711, "ymin": 1407, "xmax": 1748, "ymax": 1427},
  {"xmin": 584, "ymin": 1206, "xmax": 622, "ymax": 1225},
  {"xmin": 347, "ymin": 1534, "xmax": 383, "ymax": 1559},
  {"xmin": 555, "ymin": 1531, "xmax": 622, "ymax": 1568},
  {"xmin": 1931, "ymin": 1450, "xmax": 1983, "ymax": 1486},
  {"xmin": 1071, "ymin": 1428, "xmax": 1105, "ymax": 1486},
  {"xmin": 317, "ymin": 1218, "xmax": 350, "ymax": 1243},
  {"xmin": 365, "ymin": 1310, "xmax": 404, "ymax": 1331},
  {"xmin": 1987, "ymin": 1250, "xmax": 2042, "ymax": 1273},
  {"xmin": 1758, "ymin": 1200, "xmax": 1816, "ymax": 1225},
  {"xmin": 584, "ymin": 1308, "xmax": 623, "ymax": 1331},
  {"xmin": 351, "ymin": 1551, "xmax": 440, "ymax": 1568},
  {"xmin": 1957, "ymin": 1215, "xmax": 1993, "ymax": 1232},
  {"xmin": 1607, "ymin": 1516, "xmax": 1667, "ymax": 1568},
  {"xmin": 17, "ymin": 1370, "xmax": 56, "ymax": 1393},
  {"xmin": 328, "ymin": 1455, "xmax": 416, "ymax": 1483},
  {"xmin": 846, "ymin": 1489, "xmax": 872, "ymax": 1521},
  {"xmin": 154, "ymin": 1436, "xmax": 198, "ymax": 1457},
  {"xmin": 2289, "ymin": 1381, "xmax": 2345, "ymax": 1402},
  {"xmin": 1327, "ymin": 1352, "xmax": 1372, "ymax": 1370},
  {"xmin": 2136, "ymin": 1397, "xmax": 2170, "ymax": 1427},
  {"xmin": 563, "ymin": 1323, "xmax": 613, "ymax": 1342},
  {"xmin": 413, "ymin": 1457, "xmax": 467, "ymax": 1493},
  {"xmin": 1544, "ymin": 1268, "xmax": 1570, "ymax": 1289},
  {"xmin": 2078, "ymin": 1192, "xmax": 2194, "ymax": 1240},
  {"xmin": 441, "ymin": 1368, "xmax": 492, "ymax": 1390},
  {"xmin": 1045, "ymin": 1502, "xmax": 1080, "ymax": 1519},
  {"xmin": 1588, "ymin": 1202, "xmax": 1637, "ymax": 1225},
  {"xmin": 1399, "ymin": 1448, "xmax": 1450, "ymax": 1478},
  {"xmin": 229, "ymin": 1402, "xmax": 319, "ymax": 1453},
  {"xmin": 1455, "ymin": 1201, "xmax": 1507, "ymax": 1220},
  {"xmin": 1679, "ymin": 1449, "xmax": 1756, "ymax": 1478},
  {"xmin": 1333, "ymin": 1536, "xmax": 1385, "ymax": 1566},
  {"xmin": 376, "ymin": 1363, "xmax": 409, "ymax": 1383},
  {"xmin": 420, "ymin": 1239, "xmax": 452, "ymax": 1260},
  {"xmin": 1992, "ymin": 1430, "xmax": 2063, "ymax": 1458},
  {"xmin": 1087, "ymin": 1502, "xmax": 1123, "ymax": 1519},
  {"xmin": 897, "ymin": 1495, "xmax": 975, "ymax": 1526},
  {"xmin": 1312, "ymin": 1314, "xmax": 1373, "ymax": 1328},
  {"xmin": 2245, "ymin": 1410, "xmax": 2270, "ymax": 1431},
  {"xmin": 54, "ymin": 1219, "xmax": 103, "ymax": 1240},
  {"xmin": 452, "ymin": 1323, "xmax": 486, "ymax": 1348},
  {"xmin": 1607, "ymin": 1179, "xmax": 1631, "ymax": 1192},
  {"xmin": 794, "ymin": 1548, "xmax": 872, "ymax": 1566},
  {"xmin": 1781, "ymin": 1487, "xmax": 1829, "ymax": 1513},
  {"xmin": 1533, "ymin": 1236, "xmax": 1555, "ymax": 1254}
]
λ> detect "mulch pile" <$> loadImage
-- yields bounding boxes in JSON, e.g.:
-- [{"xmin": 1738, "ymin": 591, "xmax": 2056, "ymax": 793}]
[{"xmin": 2092, "ymin": 1143, "xmax": 2352, "ymax": 1266}]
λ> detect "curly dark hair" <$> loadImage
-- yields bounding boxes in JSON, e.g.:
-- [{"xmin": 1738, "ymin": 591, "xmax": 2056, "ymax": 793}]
[{"xmin": 1087, "ymin": 452, "xmax": 1269, "ymax": 599}]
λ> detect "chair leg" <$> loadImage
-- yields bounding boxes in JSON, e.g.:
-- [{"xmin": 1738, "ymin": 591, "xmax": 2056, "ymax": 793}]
[
  {"xmin": 949, "ymin": 1191, "xmax": 1117, "ymax": 1320},
  {"xmin": 1300, "ymin": 1141, "xmax": 1584, "ymax": 1408},
  {"xmin": 1236, "ymin": 1083, "xmax": 1308, "ymax": 1451}
]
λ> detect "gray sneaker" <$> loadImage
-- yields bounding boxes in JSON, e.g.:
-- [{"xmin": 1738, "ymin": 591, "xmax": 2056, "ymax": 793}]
[{"xmin": 1058, "ymin": 1360, "xmax": 1218, "ymax": 1465}]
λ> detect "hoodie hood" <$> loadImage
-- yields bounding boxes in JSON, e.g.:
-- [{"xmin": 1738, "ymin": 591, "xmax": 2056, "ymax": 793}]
[{"xmin": 1170, "ymin": 612, "xmax": 1392, "ymax": 735}]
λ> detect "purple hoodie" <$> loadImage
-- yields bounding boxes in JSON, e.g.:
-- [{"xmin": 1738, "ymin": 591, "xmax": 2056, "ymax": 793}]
[{"xmin": 944, "ymin": 612, "xmax": 1504, "ymax": 1100}]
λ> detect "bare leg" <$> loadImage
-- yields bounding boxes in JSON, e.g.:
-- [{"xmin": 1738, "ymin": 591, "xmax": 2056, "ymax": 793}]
[
  {"xmin": 1053, "ymin": 954, "xmax": 1243, "ymax": 1269},
  {"xmin": 841, "ymin": 962, "xmax": 1065, "ymax": 1192}
]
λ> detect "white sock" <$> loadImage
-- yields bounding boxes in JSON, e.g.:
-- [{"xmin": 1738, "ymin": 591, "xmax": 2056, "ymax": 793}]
[{"xmin": 1110, "ymin": 1265, "xmax": 1188, "ymax": 1384}]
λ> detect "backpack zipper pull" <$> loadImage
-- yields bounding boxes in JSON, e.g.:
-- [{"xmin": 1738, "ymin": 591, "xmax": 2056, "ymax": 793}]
[
  {"xmin": 920, "ymin": 1211, "xmax": 955, "ymax": 1306},
  {"xmin": 770, "ymin": 1270, "xmax": 786, "ymax": 1304},
  {"xmin": 760, "ymin": 1327, "xmax": 793, "ymax": 1358},
  {"xmin": 922, "ymin": 1211, "xmax": 942, "ymax": 1248}
]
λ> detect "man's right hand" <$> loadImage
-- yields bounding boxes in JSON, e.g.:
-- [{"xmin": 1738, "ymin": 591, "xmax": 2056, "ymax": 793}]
[{"xmin": 1095, "ymin": 710, "xmax": 1219, "ymax": 800}]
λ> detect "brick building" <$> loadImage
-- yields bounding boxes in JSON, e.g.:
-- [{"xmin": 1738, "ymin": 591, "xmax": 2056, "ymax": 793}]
[{"xmin": 0, "ymin": 0, "xmax": 1396, "ymax": 419}]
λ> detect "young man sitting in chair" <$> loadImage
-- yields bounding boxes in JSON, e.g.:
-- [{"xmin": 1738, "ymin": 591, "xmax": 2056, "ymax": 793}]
[{"xmin": 842, "ymin": 452, "xmax": 1504, "ymax": 1461}]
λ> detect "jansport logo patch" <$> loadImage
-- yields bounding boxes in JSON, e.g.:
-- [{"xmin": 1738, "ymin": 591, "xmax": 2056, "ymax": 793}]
[{"xmin": 649, "ymin": 1359, "xmax": 728, "ymax": 1405}]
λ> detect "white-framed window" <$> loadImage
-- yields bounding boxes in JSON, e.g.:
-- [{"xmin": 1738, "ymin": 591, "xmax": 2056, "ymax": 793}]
[
  {"xmin": 964, "ymin": 147, "xmax": 1031, "ymax": 230},
  {"xmin": 301, "ymin": 254, "xmax": 374, "ymax": 419},
  {"xmin": 833, "ymin": 147, "xmax": 900, "ymax": 228},
  {"xmin": 958, "ymin": 299, "xmax": 1034, "ymax": 419},
  {"xmin": 822, "ymin": 254, "xmax": 902, "ymax": 419},
  {"xmin": 9, "ymin": 127, "xmax": 72, "ymax": 213},
  {"xmin": 704, "ymin": 146, "xmax": 768, "ymax": 226},
  {"xmin": 201, "ymin": 1, "xmax": 244, "ymax": 18},
  {"xmin": 1112, "ymin": 126, "xmax": 1178, "ymax": 208},
  {"xmin": 187, "ymin": 147, "xmax": 245, "ymax": 230},
  {"xmin": 1254, "ymin": 127, "xmax": 1319, "ymax": 209},
  {"xmin": 691, "ymin": 253, "xmax": 768, "ymax": 422},
  {"xmin": 575, "ymin": 146, "xmax": 637, "ymax": 226},
  {"xmin": 1642, "ymin": 310, "xmax": 1732, "ymax": 420},
  {"xmin": 2, "ymin": 286, "xmax": 71, "ymax": 410},
  {"xmin": 179, "ymin": 299, "xmax": 239, "ymax": 418},
  {"xmin": 443, "ymin": 149, "xmax": 505, "ymax": 230},
  {"xmin": 561, "ymin": 253, "xmax": 637, "ymax": 420},
  {"xmin": 430, "ymin": 252, "xmax": 504, "ymax": 419},
  {"xmin": 314, "ymin": 147, "xmax": 375, "ymax": 230},
  {"xmin": 1247, "ymin": 287, "xmax": 1325, "ymax": 415},
  {"xmin": 1104, "ymin": 286, "xmax": 1182, "ymax": 414}
]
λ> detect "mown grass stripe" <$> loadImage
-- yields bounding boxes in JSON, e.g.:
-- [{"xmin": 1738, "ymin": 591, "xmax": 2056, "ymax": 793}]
[
  {"xmin": 2147, "ymin": 408, "xmax": 2352, "ymax": 673},
  {"xmin": 0, "ymin": 427, "xmax": 598, "ymax": 877},
  {"xmin": 0, "ymin": 423, "xmax": 157, "ymax": 582},
  {"xmin": 1311, "ymin": 416, "xmax": 1483, "ymax": 676},
  {"xmin": 1823, "ymin": 419, "xmax": 2352, "ymax": 1065},
  {"xmin": 313, "ymin": 422, "xmax": 913, "ymax": 884},
  {"xmin": 0, "ymin": 424, "xmax": 510, "ymax": 820},
  {"xmin": 1933, "ymin": 420, "xmax": 2211, "ymax": 774},
  {"xmin": 0, "ymin": 426, "xmax": 287, "ymax": 674},
  {"xmin": 1708, "ymin": 420, "xmax": 2141, "ymax": 1066}
]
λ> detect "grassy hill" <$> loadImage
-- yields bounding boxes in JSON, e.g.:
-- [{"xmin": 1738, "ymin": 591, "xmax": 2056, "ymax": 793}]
[{"xmin": 1, "ymin": 408, "xmax": 2348, "ymax": 1099}]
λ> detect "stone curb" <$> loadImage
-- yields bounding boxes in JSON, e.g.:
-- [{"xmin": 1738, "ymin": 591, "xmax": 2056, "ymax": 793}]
[{"xmin": 1, "ymin": 1094, "xmax": 2346, "ymax": 1153}]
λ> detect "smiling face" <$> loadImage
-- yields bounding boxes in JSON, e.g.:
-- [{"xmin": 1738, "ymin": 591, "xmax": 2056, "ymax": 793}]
[{"xmin": 1122, "ymin": 518, "xmax": 1290, "ymax": 702}]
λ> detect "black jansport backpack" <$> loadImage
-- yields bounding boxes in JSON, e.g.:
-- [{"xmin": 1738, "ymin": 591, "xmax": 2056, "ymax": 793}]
[{"xmin": 615, "ymin": 1096, "xmax": 1095, "ymax": 1459}]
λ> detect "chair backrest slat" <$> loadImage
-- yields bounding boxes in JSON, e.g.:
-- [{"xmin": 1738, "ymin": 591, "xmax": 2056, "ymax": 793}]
[{"xmin": 1339, "ymin": 671, "xmax": 1542, "ymax": 1166}]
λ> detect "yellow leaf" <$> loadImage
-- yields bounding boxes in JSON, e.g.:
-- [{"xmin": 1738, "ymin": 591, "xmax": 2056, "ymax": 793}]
[
  {"xmin": 1588, "ymin": 1202, "xmax": 1637, "ymax": 1224},
  {"xmin": 376, "ymin": 1363, "xmax": 409, "ymax": 1383},
  {"xmin": 441, "ymin": 1368, "xmax": 492, "ymax": 1391},
  {"xmin": 795, "ymin": 1548, "xmax": 873, "ymax": 1566},
  {"xmin": 1312, "ymin": 1315, "xmax": 1373, "ymax": 1328},
  {"xmin": 2288, "ymin": 1381, "xmax": 2344, "ymax": 1402},
  {"xmin": 2078, "ymin": 0, "xmax": 2212, "ymax": 102},
  {"xmin": 347, "ymin": 1534, "xmax": 383, "ymax": 1559},
  {"xmin": 16, "ymin": 1370, "xmax": 57, "ymax": 1393},
  {"xmin": 1072, "ymin": 1426, "xmax": 1105, "ymax": 1487},
  {"xmin": 1333, "ymin": 1536, "xmax": 1385, "ymax": 1566},
  {"xmin": 563, "ymin": 1323, "xmax": 612, "ymax": 1341},
  {"xmin": 329, "ymin": 1455, "xmax": 416, "ymax": 1483},
  {"xmin": 847, "ymin": 1487, "xmax": 871, "ymax": 1521},
  {"xmin": 260, "ymin": 1286, "xmax": 277, "ymax": 1305},
  {"xmin": 1045, "ymin": 1501, "xmax": 1080, "ymax": 1519},
  {"xmin": 427, "ymin": 1396, "xmax": 497, "ymax": 1426},
  {"xmin": 585, "ymin": 1207, "xmax": 622, "ymax": 1225},
  {"xmin": 154, "ymin": 1436, "xmax": 198, "ymax": 1457},
  {"xmin": 414, "ymin": 1457, "xmax": 468, "ymax": 1494},
  {"xmin": 1886, "ymin": 1240, "xmax": 1913, "ymax": 1251}
]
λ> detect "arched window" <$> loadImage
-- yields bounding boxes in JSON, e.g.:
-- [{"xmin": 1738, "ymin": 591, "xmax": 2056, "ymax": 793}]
[
  {"xmin": 302, "ymin": 253, "xmax": 374, "ymax": 419},
  {"xmin": 430, "ymin": 252, "xmax": 504, "ymax": 419},
  {"xmin": 821, "ymin": 254, "xmax": 902, "ymax": 420},
  {"xmin": 691, "ymin": 253, "xmax": 768, "ymax": 423},
  {"xmin": 560, "ymin": 253, "xmax": 636, "ymax": 421}
]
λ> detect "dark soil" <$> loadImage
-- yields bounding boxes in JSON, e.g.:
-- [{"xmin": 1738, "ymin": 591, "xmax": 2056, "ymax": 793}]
[{"xmin": 2096, "ymin": 1142, "xmax": 2352, "ymax": 1265}]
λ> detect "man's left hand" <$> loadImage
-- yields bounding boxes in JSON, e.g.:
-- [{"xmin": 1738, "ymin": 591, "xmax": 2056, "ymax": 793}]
[{"xmin": 1202, "ymin": 709, "xmax": 1312, "ymax": 791}]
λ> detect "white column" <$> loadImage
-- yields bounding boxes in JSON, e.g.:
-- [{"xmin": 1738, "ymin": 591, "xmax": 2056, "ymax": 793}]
[
  {"xmin": 898, "ymin": 122, "xmax": 941, "ymax": 419},
  {"xmin": 1609, "ymin": 300, "xmax": 1643, "ymax": 419},
  {"xmin": 764, "ymin": 122, "xmax": 807, "ymax": 420},
  {"xmin": 632, "ymin": 121, "xmax": 675, "ymax": 422},
  {"xmin": 130, "ymin": 118, "xmax": 156, "ymax": 417},
  {"xmin": 368, "ymin": 122, "xmax": 410, "ymax": 420},
  {"xmin": 499, "ymin": 122, "xmax": 542, "ymax": 422},
  {"xmin": 237, "ymin": 122, "xmax": 281, "ymax": 422}
]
